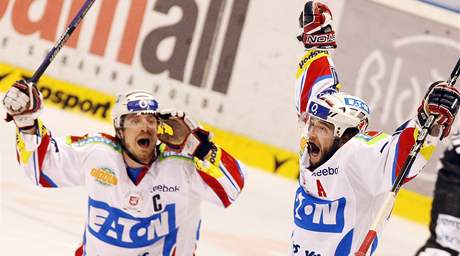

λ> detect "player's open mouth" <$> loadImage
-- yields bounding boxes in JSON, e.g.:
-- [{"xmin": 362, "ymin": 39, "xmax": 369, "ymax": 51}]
[
  {"xmin": 137, "ymin": 138, "xmax": 151, "ymax": 148},
  {"xmin": 308, "ymin": 142, "xmax": 320, "ymax": 157}
]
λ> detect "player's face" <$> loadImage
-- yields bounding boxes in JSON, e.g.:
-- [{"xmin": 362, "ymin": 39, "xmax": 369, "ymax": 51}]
[
  {"xmin": 121, "ymin": 113, "xmax": 158, "ymax": 164},
  {"xmin": 307, "ymin": 116, "xmax": 335, "ymax": 168}
]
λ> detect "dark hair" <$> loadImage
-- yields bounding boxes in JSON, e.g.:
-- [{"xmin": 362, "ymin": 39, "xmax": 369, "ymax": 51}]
[{"xmin": 339, "ymin": 127, "xmax": 360, "ymax": 147}]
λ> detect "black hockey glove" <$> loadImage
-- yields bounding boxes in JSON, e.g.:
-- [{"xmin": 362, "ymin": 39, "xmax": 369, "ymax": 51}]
[
  {"xmin": 417, "ymin": 81, "xmax": 460, "ymax": 139},
  {"xmin": 297, "ymin": 1, "xmax": 337, "ymax": 49}
]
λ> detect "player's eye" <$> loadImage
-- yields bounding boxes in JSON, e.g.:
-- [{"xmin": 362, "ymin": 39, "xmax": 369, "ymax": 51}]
[{"xmin": 146, "ymin": 116, "xmax": 156, "ymax": 123}]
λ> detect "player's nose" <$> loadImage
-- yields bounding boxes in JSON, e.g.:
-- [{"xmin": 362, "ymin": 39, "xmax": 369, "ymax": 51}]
[{"xmin": 308, "ymin": 129, "xmax": 318, "ymax": 140}]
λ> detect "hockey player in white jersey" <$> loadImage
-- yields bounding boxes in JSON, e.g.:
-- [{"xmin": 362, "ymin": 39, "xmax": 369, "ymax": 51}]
[
  {"xmin": 2, "ymin": 81, "xmax": 246, "ymax": 256},
  {"xmin": 292, "ymin": 1, "xmax": 460, "ymax": 255}
]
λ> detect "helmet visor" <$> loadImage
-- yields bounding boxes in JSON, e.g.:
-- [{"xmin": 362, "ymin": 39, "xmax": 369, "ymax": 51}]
[
  {"xmin": 121, "ymin": 113, "xmax": 158, "ymax": 129},
  {"xmin": 309, "ymin": 116, "xmax": 335, "ymax": 139},
  {"xmin": 299, "ymin": 113, "xmax": 334, "ymax": 139}
]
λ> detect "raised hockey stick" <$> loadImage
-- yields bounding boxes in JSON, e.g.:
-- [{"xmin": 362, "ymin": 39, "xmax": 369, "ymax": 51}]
[
  {"xmin": 354, "ymin": 57, "xmax": 460, "ymax": 256},
  {"xmin": 5, "ymin": 0, "xmax": 96, "ymax": 123},
  {"xmin": 30, "ymin": 0, "xmax": 96, "ymax": 83},
  {"xmin": 25, "ymin": 0, "xmax": 96, "ymax": 111}
]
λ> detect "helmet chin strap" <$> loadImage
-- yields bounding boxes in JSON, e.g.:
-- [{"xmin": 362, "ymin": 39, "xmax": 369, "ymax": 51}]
[{"xmin": 116, "ymin": 128, "xmax": 157, "ymax": 167}]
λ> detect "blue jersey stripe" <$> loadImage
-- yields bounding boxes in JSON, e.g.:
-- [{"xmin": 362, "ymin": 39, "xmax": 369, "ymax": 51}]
[
  {"xmin": 313, "ymin": 74, "xmax": 333, "ymax": 85},
  {"xmin": 220, "ymin": 165, "xmax": 240, "ymax": 194},
  {"xmin": 41, "ymin": 172, "xmax": 58, "ymax": 188}
]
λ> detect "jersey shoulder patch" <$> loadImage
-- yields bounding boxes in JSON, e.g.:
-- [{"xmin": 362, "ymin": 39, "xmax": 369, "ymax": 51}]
[
  {"xmin": 354, "ymin": 131, "xmax": 389, "ymax": 145},
  {"xmin": 66, "ymin": 133, "xmax": 121, "ymax": 152},
  {"xmin": 158, "ymin": 144, "xmax": 193, "ymax": 162}
]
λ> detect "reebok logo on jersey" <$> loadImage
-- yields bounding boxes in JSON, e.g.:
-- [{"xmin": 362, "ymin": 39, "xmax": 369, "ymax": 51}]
[
  {"xmin": 294, "ymin": 187, "xmax": 346, "ymax": 233},
  {"xmin": 87, "ymin": 198, "xmax": 176, "ymax": 248},
  {"xmin": 312, "ymin": 167, "xmax": 339, "ymax": 177},
  {"xmin": 151, "ymin": 185, "xmax": 180, "ymax": 193}
]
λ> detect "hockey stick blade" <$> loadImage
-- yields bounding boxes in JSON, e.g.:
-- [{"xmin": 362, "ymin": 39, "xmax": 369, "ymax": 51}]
[{"xmin": 29, "ymin": 0, "xmax": 96, "ymax": 83}]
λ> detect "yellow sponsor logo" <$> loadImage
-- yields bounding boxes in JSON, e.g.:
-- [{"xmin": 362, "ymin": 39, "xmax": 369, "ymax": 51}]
[
  {"xmin": 194, "ymin": 159, "xmax": 224, "ymax": 179},
  {"xmin": 296, "ymin": 50, "xmax": 329, "ymax": 79},
  {"xmin": 16, "ymin": 130, "xmax": 33, "ymax": 165},
  {"xmin": 91, "ymin": 167, "xmax": 118, "ymax": 186},
  {"xmin": 157, "ymin": 121, "xmax": 174, "ymax": 136}
]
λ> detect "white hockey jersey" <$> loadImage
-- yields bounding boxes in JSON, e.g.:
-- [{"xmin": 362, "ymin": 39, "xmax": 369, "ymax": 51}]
[
  {"xmin": 291, "ymin": 49, "xmax": 439, "ymax": 256},
  {"xmin": 15, "ymin": 120, "xmax": 246, "ymax": 256}
]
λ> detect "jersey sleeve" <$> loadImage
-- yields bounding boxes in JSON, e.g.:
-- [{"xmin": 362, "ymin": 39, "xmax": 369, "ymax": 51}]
[
  {"xmin": 15, "ymin": 119, "xmax": 91, "ymax": 187},
  {"xmin": 295, "ymin": 49, "xmax": 340, "ymax": 116},
  {"xmin": 190, "ymin": 145, "xmax": 246, "ymax": 208},
  {"xmin": 440, "ymin": 126, "xmax": 460, "ymax": 174},
  {"xmin": 348, "ymin": 119, "xmax": 439, "ymax": 195}
]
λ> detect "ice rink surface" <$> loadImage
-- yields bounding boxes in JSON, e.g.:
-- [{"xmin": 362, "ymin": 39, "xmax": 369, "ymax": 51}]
[{"xmin": 0, "ymin": 107, "xmax": 430, "ymax": 255}]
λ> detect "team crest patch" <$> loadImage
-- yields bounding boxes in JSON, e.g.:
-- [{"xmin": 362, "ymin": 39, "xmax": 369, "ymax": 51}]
[
  {"xmin": 124, "ymin": 190, "xmax": 144, "ymax": 212},
  {"xmin": 129, "ymin": 196, "xmax": 139, "ymax": 206},
  {"xmin": 91, "ymin": 167, "xmax": 118, "ymax": 186}
]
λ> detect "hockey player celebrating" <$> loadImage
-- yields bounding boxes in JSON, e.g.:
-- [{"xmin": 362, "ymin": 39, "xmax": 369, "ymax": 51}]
[
  {"xmin": 2, "ymin": 81, "xmax": 245, "ymax": 255},
  {"xmin": 292, "ymin": 1, "xmax": 460, "ymax": 255},
  {"xmin": 416, "ymin": 121, "xmax": 460, "ymax": 256}
]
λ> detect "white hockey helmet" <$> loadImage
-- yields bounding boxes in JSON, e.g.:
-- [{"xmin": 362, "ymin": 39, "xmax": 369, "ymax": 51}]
[
  {"xmin": 307, "ymin": 92, "xmax": 370, "ymax": 137},
  {"xmin": 112, "ymin": 90, "xmax": 159, "ymax": 129}
]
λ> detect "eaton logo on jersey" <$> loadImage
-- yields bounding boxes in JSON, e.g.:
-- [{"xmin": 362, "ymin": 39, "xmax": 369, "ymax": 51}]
[
  {"xmin": 294, "ymin": 187, "xmax": 346, "ymax": 233},
  {"xmin": 87, "ymin": 197, "xmax": 176, "ymax": 248}
]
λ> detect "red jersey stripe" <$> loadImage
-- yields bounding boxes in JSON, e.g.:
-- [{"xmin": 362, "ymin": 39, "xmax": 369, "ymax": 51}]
[
  {"xmin": 37, "ymin": 133, "xmax": 53, "ymax": 187},
  {"xmin": 197, "ymin": 170, "xmax": 231, "ymax": 207},
  {"xmin": 394, "ymin": 128, "xmax": 416, "ymax": 180},
  {"xmin": 300, "ymin": 56, "xmax": 333, "ymax": 113},
  {"xmin": 221, "ymin": 149, "xmax": 244, "ymax": 190},
  {"xmin": 37, "ymin": 133, "xmax": 51, "ymax": 171},
  {"xmin": 75, "ymin": 245, "xmax": 83, "ymax": 256}
]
